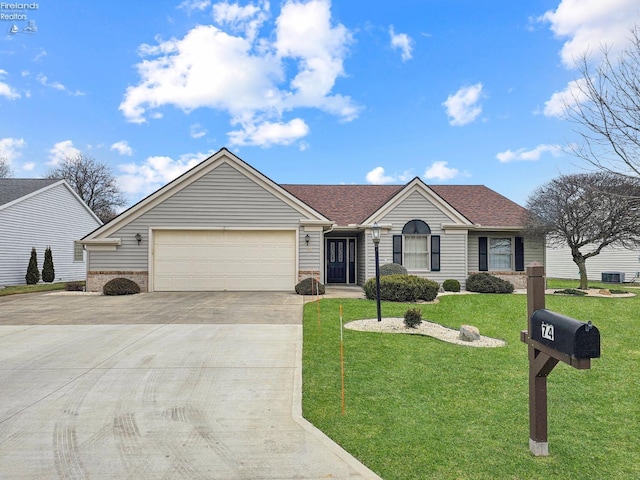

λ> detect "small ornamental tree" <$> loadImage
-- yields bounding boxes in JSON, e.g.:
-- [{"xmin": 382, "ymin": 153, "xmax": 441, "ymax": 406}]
[
  {"xmin": 25, "ymin": 247, "xmax": 40, "ymax": 285},
  {"xmin": 42, "ymin": 246, "xmax": 55, "ymax": 283}
]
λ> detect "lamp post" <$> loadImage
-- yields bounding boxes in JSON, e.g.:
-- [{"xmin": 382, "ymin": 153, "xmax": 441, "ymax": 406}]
[{"xmin": 371, "ymin": 222, "xmax": 382, "ymax": 322}]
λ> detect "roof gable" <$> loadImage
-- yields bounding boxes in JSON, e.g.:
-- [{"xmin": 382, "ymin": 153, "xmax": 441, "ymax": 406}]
[{"xmin": 84, "ymin": 148, "xmax": 330, "ymax": 240}]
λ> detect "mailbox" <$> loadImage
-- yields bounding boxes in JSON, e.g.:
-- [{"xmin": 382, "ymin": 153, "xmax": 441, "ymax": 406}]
[{"xmin": 531, "ymin": 309, "xmax": 600, "ymax": 359}]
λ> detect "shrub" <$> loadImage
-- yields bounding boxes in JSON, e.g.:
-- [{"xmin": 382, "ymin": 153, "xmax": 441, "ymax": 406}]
[
  {"xmin": 363, "ymin": 274, "xmax": 439, "ymax": 302},
  {"xmin": 466, "ymin": 273, "xmax": 514, "ymax": 294},
  {"xmin": 404, "ymin": 307, "xmax": 422, "ymax": 328},
  {"xmin": 295, "ymin": 277, "xmax": 326, "ymax": 295},
  {"xmin": 25, "ymin": 247, "xmax": 40, "ymax": 285},
  {"xmin": 42, "ymin": 246, "xmax": 55, "ymax": 283},
  {"xmin": 65, "ymin": 281, "xmax": 84, "ymax": 292},
  {"xmin": 103, "ymin": 277, "xmax": 140, "ymax": 296},
  {"xmin": 379, "ymin": 263, "xmax": 408, "ymax": 276},
  {"xmin": 442, "ymin": 279, "xmax": 461, "ymax": 292}
]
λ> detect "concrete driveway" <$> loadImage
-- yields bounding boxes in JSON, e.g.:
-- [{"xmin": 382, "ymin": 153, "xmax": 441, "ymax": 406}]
[{"xmin": 0, "ymin": 292, "xmax": 380, "ymax": 479}]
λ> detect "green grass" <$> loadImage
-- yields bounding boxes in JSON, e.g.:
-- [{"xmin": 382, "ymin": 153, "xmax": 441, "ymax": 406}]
[
  {"xmin": 302, "ymin": 291, "xmax": 639, "ymax": 479},
  {"xmin": 0, "ymin": 282, "xmax": 70, "ymax": 296}
]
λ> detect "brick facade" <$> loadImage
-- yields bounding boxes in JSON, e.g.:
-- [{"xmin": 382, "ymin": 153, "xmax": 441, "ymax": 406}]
[{"xmin": 87, "ymin": 271, "xmax": 149, "ymax": 293}]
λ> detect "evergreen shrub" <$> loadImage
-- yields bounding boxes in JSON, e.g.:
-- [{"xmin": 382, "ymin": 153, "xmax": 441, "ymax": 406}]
[{"xmin": 25, "ymin": 247, "xmax": 40, "ymax": 285}]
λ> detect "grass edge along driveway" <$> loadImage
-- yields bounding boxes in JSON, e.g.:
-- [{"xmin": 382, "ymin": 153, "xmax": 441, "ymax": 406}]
[{"xmin": 302, "ymin": 290, "xmax": 639, "ymax": 480}]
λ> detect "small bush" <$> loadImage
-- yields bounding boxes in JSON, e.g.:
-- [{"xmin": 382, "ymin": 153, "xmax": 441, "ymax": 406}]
[
  {"xmin": 466, "ymin": 273, "xmax": 514, "ymax": 294},
  {"xmin": 103, "ymin": 277, "xmax": 140, "ymax": 296},
  {"xmin": 442, "ymin": 279, "xmax": 461, "ymax": 292},
  {"xmin": 295, "ymin": 277, "xmax": 325, "ymax": 295},
  {"xmin": 25, "ymin": 247, "xmax": 40, "ymax": 285},
  {"xmin": 404, "ymin": 307, "xmax": 422, "ymax": 328},
  {"xmin": 609, "ymin": 289, "xmax": 628, "ymax": 295},
  {"xmin": 65, "ymin": 281, "xmax": 84, "ymax": 292},
  {"xmin": 42, "ymin": 246, "xmax": 55, "ymax": 283},
  {"xmin": 363, "ymin": 274, "xmax": 439, "ymax": 302},
  {"xmin": 380, "ymin": 263, "xmax": 408, "ymax": 276}
]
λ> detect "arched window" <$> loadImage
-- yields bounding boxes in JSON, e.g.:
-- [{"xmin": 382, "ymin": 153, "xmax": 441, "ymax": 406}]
[{"xmin": 402, "ymin": 220, "xmax": 430, "ymax": 269}]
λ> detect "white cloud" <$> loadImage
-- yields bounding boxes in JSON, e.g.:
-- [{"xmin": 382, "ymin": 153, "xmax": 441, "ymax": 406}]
[
  {"xmin": 36, "ymin": 73, "xmax": 85, "ymax": 96},
  {"xmin": 365, "ymin": 166, "xmax": 413, "ymax": 184},
  {"xmin": 496, "ymin": 144, "xmax": 562, "ymax": 163},
  {"xmin": 190, "ymin": 123, "xmax": 207, "ymax": 139},
  {"xmin": 117, "ymin": 150, "xmax": 212, "ymax": 198},
  {"xmin": 213, "ymin": 0, "xmax": 269, "ymax": 41},
  {"xmin": 423, "ymin": 161, "xmax": 459, "ymax": 181},
  {"xmin": 48, "ymin": 140, "xmax": 81, "ymax": 166},
  {"xmin": 540, "ymin": 0, "xmax": 640, "ymax": 68},
  {"xmin": 22, "ymin": 162, "xmax": 35, "ymax": 171},
  {"xmin": 0, "ymin": 70, "xmax": 20, "ymax": 100},
  {"xmin": 178, "ymin": 0, "xmax": 211, "ymax": 13},
  {"xmin": 442, "ymin": 83, "xmax": 484, "ymax": 126},
  {"xmin": 120, "ymin": 0, "xmax": 358, "ymax": 148},
  {"xmin": 37, "ymin": 74, "xmax": 65, "ymax": 91},
  {"xmin": 542, "ymin": 78, "xmax": 590, "ymax": 117},
  {"xmin": 111, "ymin": 140, "xmax": 133, "ymax": 156},
  {"xmin": 0, "ymin": 137, "xmax": 25, "ymax": 162},
  {"xmin": 389, "ymin": 26, "xmax": 413, "ymax": 61},
  {"xmin": 228, "ymin": 117, "xmax": 309, "ymax": 147}
]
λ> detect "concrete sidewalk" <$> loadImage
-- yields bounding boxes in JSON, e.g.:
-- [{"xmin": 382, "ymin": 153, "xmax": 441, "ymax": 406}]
[{"xmin": 0, "ymin": 292, "xmax": 382, "ymax": 479}]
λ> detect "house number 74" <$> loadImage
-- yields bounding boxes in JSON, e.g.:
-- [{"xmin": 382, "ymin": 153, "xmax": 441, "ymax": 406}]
[{"xmin": 541, "ymin": 322, "xmax": 554, "ymax": 341}]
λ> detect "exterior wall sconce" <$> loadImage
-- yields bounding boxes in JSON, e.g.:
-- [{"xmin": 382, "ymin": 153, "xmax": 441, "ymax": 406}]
[
  {"xmin": 305, "ymin": 234, "xmax": 311, "ymax": 246},
  {"xmin": 135, "ymin": 233, "xmax": 142, "ymax": 245}
]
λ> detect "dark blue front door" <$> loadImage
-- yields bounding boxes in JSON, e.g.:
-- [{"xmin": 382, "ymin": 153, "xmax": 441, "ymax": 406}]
[{"xmin": 327, "ymin": 239, "xmax": 347, "ymax": 283}]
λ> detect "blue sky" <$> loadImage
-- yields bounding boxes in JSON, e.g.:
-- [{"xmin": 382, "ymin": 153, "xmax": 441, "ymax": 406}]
[{"xmin": 1, "ymin": 0, "xmax": 639, "ymax": 208}]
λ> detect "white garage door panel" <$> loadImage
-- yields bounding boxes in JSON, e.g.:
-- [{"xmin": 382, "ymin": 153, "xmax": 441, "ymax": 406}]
[{"xmin": 153, "ymin": 230, "xmax": 296, "ymax": 291}]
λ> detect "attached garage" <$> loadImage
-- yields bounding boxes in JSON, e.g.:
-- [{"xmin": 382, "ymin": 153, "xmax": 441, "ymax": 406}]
[{"xmin": 153, "ymin": 230, "xmax": 296, "ymax": 291}]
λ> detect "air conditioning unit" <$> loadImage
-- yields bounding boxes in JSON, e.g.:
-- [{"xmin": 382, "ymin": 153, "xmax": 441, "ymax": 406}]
[{"xmin": 601, "ymin": 271, "xmax": 625, "ymax": 283}]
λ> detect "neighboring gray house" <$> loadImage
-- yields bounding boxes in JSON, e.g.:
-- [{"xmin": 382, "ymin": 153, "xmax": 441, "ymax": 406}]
[
  {"xmin": 82, "ymin": 148, "xmax": 544, "ymax": 292},
  {"xmin": 546, "ymin": 243, "xmax": 640, "ymax": 283},
  {"xmin": 0, "ymin": 179, "xmax": 102, "ymax": 286}
]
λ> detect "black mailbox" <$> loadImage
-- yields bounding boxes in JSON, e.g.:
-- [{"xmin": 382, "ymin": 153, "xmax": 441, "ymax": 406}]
[{"xmin": 531, "ymin": 309, "xmax": 600, "ymax": 359}]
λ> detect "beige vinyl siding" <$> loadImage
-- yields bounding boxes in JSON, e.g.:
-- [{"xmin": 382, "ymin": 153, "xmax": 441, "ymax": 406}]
[
  {"xmin": 89, "ymin": 163, "xmax": 308, "ymax": 272},
  {"xmin": 0, "ymin": 183, "xmax": 101, "ymax": 285},
  {"xmin": 299, "ymin": 230, "xmax": 322, "ymax": 280},
  {"xmin": 546, "ymin": 243, "xmax": 639, "ymax": 282},
  {"xmin": 356, "ymin": 232, "xmax": 366, "ymax": 285},
  {"xmin": 375, "ymin": 190, "xmax": 468, "ymax": 286},
  {"xmin": 468, "ymin": 231, "xmax": 544, "ymax": 272}
]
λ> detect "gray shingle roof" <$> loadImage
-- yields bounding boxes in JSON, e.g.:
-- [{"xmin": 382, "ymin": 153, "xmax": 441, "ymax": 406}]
[
  {"xmin": 0, "ymin": 179, "xmax": 61, "ymax": 207},
  {"xmin": 281, "ymin": 183, "xmax": 528, "ymax": 227}
]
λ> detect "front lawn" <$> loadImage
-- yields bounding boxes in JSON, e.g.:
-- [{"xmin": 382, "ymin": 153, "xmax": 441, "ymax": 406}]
[
  {"xmin": 302, "ymin": 291, "xmax": 639, "ymax": 479},
  {"xmin": 0, "ymin": 282, "xmax": 68, "ymax": 296}
]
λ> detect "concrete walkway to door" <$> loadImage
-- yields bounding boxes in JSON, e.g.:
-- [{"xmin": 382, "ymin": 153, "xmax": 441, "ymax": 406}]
[{"xmin": 0, "ymin": 292, "xmax": 381, "ymax": 479}]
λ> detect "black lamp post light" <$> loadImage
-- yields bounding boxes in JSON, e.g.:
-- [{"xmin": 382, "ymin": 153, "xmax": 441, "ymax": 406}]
[{"xmin": 371, "ymin": 222, "xmax": 382, "ymax": 322}]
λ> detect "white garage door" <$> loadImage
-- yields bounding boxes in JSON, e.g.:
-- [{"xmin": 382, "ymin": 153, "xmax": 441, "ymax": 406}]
[{"xmin": 153, "ymin": 230, "xmax": 296, "ymax": 291}]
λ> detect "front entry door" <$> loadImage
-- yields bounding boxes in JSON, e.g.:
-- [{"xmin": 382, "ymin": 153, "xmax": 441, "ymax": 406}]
[{"xmin": 327, "ymin": 239, "xmax": 347, "ymax": 283}]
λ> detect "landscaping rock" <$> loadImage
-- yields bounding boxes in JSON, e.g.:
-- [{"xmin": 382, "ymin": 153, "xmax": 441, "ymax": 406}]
[{"xmin": 459, "ymin": 325, "xmax": 480, "ymax": 342}]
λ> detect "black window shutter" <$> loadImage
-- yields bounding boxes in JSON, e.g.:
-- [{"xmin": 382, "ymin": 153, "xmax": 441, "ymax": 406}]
[
  {"xmin": 430, "ymin": 235, "xmax": 440, "ymax": 271},
  {"xmin": 393, "ymin": 235, "xmax": 403, "ymax": 265},
  {"xmin": 515, "ymin": 236, "xmax": 525, "ymax": 271},
  {"xmin": 479, "ymin": 237, "xmax": 488, "ymax": 271}
]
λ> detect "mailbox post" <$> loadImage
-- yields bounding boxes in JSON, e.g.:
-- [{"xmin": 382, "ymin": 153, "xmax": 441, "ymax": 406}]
[{"xmin": 521, "ymin": 262, "xmax": 600, "ymax": 456}]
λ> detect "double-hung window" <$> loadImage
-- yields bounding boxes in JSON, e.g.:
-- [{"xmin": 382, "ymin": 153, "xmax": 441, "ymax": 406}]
[
  {"xmin": 393, "ymin": 220, "xmax": 440, "ymax": 271},
  {"xmin": 478, "ymin": 236, "xmax": 525, "ymax": 271}
]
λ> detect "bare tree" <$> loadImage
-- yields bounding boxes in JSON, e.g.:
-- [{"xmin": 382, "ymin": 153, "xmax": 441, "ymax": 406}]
[
  {"xmin": 0, "ymin": 157, "xmax": 13, "ymax": 178},
  {"xmin": 47, "ymin": 154, "xmax": 126, "ymax": 223},
  {"xmin": 566, "ymin": 25, "xmax": 640, "ymax": 177},
  {"xmin": 525, "ymin": 172, "xmax": 640, "ymax": 289}
]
